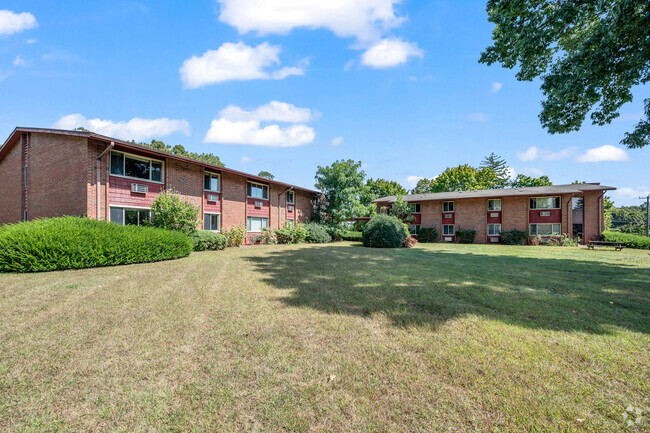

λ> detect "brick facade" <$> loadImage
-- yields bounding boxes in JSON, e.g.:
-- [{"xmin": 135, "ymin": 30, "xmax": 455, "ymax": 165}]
[{"xmin": 0, "ymin": 135, "xmax": 23, "ymax": 225}]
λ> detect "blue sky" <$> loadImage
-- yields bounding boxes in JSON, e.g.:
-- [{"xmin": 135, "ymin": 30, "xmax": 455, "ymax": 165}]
[{"xmin": 1, "ymin": 1, "xmax": 648, "ymax": 205}]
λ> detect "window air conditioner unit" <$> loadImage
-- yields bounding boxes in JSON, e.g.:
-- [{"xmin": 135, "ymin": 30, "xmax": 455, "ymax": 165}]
[
  {"xmin": 540, "ymin": 211, "xmax": 551, "ymax": 216},
  {"xmin": 490, "ymin": 237, "xmax": 499, "ymax": 243},
  {"xmin": 490, "ymin": 212, "xmax": 499, "ymax": 218},
  {"xmin": 131, "ymin": 183, "xmax": 148, "ymax": 194},
  {"xmin": 444, "ymin": 214, "xmax": 452, "ymax": 219},
  {"xmin": 255, "ymin": 200, "xmax": 263, "ymax": 208},
  {"xmin": 444, "ymin": 237, "xmax": 453, "ymax": 242},
  {"xmin": 288, "ymin": 205, "xmax": 294, "ymax": 212},
  {"xmin": 207, "ymin": 193, "xmax": 218, "ymax": 202}
]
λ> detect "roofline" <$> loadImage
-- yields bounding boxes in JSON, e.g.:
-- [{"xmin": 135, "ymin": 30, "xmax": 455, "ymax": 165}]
[{"xmin": 1, "ymin": 127, "xmax": 319, "ymax": 194}]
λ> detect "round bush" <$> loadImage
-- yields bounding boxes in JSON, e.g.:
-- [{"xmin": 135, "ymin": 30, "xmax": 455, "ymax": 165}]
[
  {"xmin": 191, "ymin": 231, "xmax": 227, "ymax": 251},
  {"xmin": 303, "ymin": 223, "xmax": 332, "ymax": 243},
  {"xmin": 362, "ymin": 215, "xmax": 409, "ymax": 248},
  {"xmin": 0, "ymin": 217, "xmax": 193, "ymax": 273},
  {"xmin": 417, "ymin": 227, "xmax": 438, "ymax": 243}
]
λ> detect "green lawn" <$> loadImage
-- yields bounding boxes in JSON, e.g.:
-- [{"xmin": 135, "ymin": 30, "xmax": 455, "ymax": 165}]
[{"xmin": 0, "ymin": 242, "xmax": 648, "ymax": 432}]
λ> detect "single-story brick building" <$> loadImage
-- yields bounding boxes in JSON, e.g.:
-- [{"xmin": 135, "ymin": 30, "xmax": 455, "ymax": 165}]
[
  {"xmin": 372, "ymin": 183, "xmax": 615, "ymax": 244},
  {"xmin": 0, "ymin": 127, "xmax": 316, "ymax": 243}
]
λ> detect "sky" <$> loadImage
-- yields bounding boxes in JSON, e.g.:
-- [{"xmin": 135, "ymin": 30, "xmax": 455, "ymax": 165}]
[{"xmin": 1, "ymin": 1, "xmax": 648, "ymax": 206}]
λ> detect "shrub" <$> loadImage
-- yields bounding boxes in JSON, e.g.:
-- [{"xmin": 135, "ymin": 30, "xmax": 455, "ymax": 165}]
[
  {"xmin": 150, "ymin": 189, "xmax": 200, "ymax": 235},
  {"xmin": 341, "ymin": 231, "xmax": 362, "ymax": 241},
  {"xmin": 222, "ymin": 225, "xmax": 246, "ymax": 247},
  {"xmin": 455, "ymin": 229, "xmax": 476, "ymax": 244},
  {"xmin": 257, "ymin": 228, "xmax": 278, "ymax": 245},
  {"xmin": 403, "ymin": 235, "xmax": 418, "ymax": 248},
  {"xmin": 417, "ymin": 227, "xmax": 438, "ymax": 243},
  {"xmin": 362, "ymin": 215, "xmax": 409, "ymax": 248},
  {"xmin": 191, "ymin": 231, "xmax": 227, "ymax": 251},
  {"xmin": 275, "ymin": 228, "xmax": 294, "ymax": 244},
  {"xmin": 324, "ymin": 224, "xmax": 346, "ymax": 242},
  {"xmin": 527, "ymin": 235, "xmax": 542, "ymax": 246},
  {"xmin": 0, "ymin": 217, "xmax": 192, "ymax": 273},
  {"xmin": 602, "ymin": 231, "xmax": 650, "ymax": 249},
  {"xmin": 546, "ymin": 234, "xmax": 579, "ymax": 246},
  {"xmin": 290, "ymin": 224, "xmax": 308, "ymax": 243},
  {"xmin": 303, "ymin": 223, "xmax": 332, "ymax": 243},
  {"xmin": 500, "ymin": 230, "xmax": 528, "ymax": 245}
]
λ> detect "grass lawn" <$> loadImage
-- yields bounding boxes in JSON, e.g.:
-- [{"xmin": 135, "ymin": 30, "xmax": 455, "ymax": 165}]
[{"xmin": 0, "ymin": 242, "xmax": 648, "ymax": 432}]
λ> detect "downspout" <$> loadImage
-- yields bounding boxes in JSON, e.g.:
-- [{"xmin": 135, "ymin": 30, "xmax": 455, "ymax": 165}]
[
  {"xmin": 598, "ymin": 191, "xmax": 605, "ymax": 238},
  {"xmin": 277, "ymin": 187, "xmax": 294, "ymax": 229},
  {"xmin": 96, "ymin": 142, "xmax": 114, "ymax": 220}
]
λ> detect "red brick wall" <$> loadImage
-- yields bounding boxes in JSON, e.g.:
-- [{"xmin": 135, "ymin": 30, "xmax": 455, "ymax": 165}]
[
  {"xmin": 166, "ymin": 159, "xmax": 203, "ymax": 209},
  {"xmin": 502, "ymin": 196, "xmax": 528, "ymax": 232},
  {"xmin": 0, "ymin": 136, "xmax": 23, "ymax": 224},
  {"xmin": 583, "ymin": 190, "xmax": 603, "ymax": 242},
  {"xmin": 295, "ymin": 190, "xmax": 313, "ymax": 223},
  {"xmin": 86, "ymin": 140, "xmax": 111, "ymax": 220},
  {"xmin": 454, "ymin": 198, "xmax": 487, "ymax": 241},
  {"xmin": 269, "ymin": 185, "xmax": 290, "ymax": 230},
  {"xmin": 221, "ymin": 172, "xmax": 246, "ymax": 230}
]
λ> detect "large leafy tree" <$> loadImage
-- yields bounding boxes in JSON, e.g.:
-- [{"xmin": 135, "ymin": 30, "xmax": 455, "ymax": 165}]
[
  {"xmin": 134, "ymin": 139, "xmax": 225, "ymax": 167},
  {"xmin": 481, "ymin": 153, "xmax": 510, "ymax": 188},
  {"xmin": 364, "ymin": 178, "xmax": 407, "ymax": 201},
  {"xmin": 314, "ymin": 160, "xmax": 371, "ymax": 223},
  {"xmin": 258, "ymin": 171, "xmax": 275, "ymax": 180},
  {"xmin": 480, "ymin": 0, "xmax": 650, "ymax": 148},
  {"xmin": 509, "ymin": 174, "xmax": 552, "ymax": 188},
  {"xmin": 412, "ymin": 164, "xmax": 499, "ymax": 194}
]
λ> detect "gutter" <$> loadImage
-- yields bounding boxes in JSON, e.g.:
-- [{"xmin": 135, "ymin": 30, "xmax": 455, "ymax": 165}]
[{"xmin": 96, "ymin": 142, "xmax": 114, "ymax": 220}]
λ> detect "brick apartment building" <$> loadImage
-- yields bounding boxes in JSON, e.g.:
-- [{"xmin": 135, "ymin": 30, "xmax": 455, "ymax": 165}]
[
  {"xmin": 0, "ymin": 128, "xmax": 316, "ymax": 243},
  {"xmin": 373, "ymin": 183, "xmax": 614, "ymax": 244}
]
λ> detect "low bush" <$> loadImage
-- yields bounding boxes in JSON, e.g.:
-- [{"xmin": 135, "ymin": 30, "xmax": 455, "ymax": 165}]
[
  {"xmin": 0, "ymin": 217, "xmax": 192, "ymax": 273},
  {"xmin": 527, "ymin": 235, "xmax": 542, "ymax": 246},
  {"xmin": 456, "ymin": 229, "xmax": 476, "ymax": 244},
  {"xmin": 303, "ymin": 223, "xmax": 332, "ymax": 243},
  {"xmin": 417, "ymin": 227, "xmax": 438, "ymax": 243},
  {"xmin": 256, "ymin": 228, "xmax": 278, "ymax": 245},
  {"xmin": 275, "ymin": 228, "xmax": 294, "ymax": 244},
  {"xmin": 500, "ymin": 230, "xmax": 528, "ymax": 245},
  {"xmin": 191, "ymin": 231, "xmax": 227, "ymax": 251},
  {"xmin": 324, "ymin": 224, "xmax": 346, "ymax": 242},
  {"xmin": 341, "ymin": 231, "xmax": 362, "ymax": 241},
  {"xmin": 290, "ymin": 224, "xmax": 308, "ymax": 243},
  {"xmin": 362, "ymin": 215, "xmax": 409, "ymax": 248},
  {"xmin": 602, "ymin": 231, "xmax": 650, "ymax": 249},
  {"xmin": 546, "ymin": 234, "xmax": 579, "ymax": 246},
  {"xmin": 403, "ymin": 235, "xmax": 418, "ymax": 248},
  {"xmin": 222, "ymin": 225, "xmax": 246, "ymax": 247}
]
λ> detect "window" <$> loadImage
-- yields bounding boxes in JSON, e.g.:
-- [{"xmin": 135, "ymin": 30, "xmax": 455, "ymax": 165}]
[
  {"xmin": 488, "ymin": 224, "xmax": 501, "ymax": 236},
  {"xmin": 204, "ymin": 173, "xmax": 220, "ymax": 191},
  {"xmin": 409, "ymin": 225, "xmax": 420, "ymax": 235},
  {"xmin": 409, "ymin": 203, "xmax": 421, "ymax": 213},
  {"xmin": 110, "ymin": 207, "xmax": 150, "ymax": 226},
  {"xmin": 288, "ymin": 205, "xmax": 294, "ymax": 212},
  {"xmin": 110, "ymin": 151, "xmax": 163, "ymax": 182},
  {"xmin": 287, "ymin": 190, "xmax": 295, "ymax": 204},
  {"xmin": 247, "ymin": 181, "xmax": 269, "ymax": 200},
  {"xmin": 443, "ymin": 224, "xmax": 455, "ymax": 235},
  {"xmin": 529, "ymin": 223, "xmax": 561, "ymax": 236},
  {"xmin": 488, "ymin": 199, "xmax": 501, "ymax": 211},
  {"xmin": 247, "ymin": 216, "xmax": 269, "ymax": 232},
  {"xmin": 443, "ymin": 201, "xmax": 454, "ymax": 212},
  {"xmin": 530, "ymin": 196, "xmax": 560, "ymax": 209},
  {"xmin": 204, "ymin": 213, "xmax": 220, "ymax": 231}
]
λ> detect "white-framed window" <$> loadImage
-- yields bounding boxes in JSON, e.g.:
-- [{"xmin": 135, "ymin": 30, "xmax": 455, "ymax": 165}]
[
  {"xmin": 443, "ymin": 224, "xmax": 455, "ymax": 235},
  {"xmin": 286, "ymin": 190, "xmax": 295, "ymax": 204},
  {"xmin": 488, "ymin": 224, "xmax": 501, "ymax": 236},
  {"xmin": 409, "ymin": 225, "xmax": 420, "ymax": 235},
  {"xmin": 443, "ymin": 201, "xmax": 454, "ymax": 212},
  {"xmin": 204, "ymin": 172, "xmax": 220, "ymax": 192},
  {"xmin": 109, "ymin": 206, "xmax": 151, "ymax": 226},
  {"xmin": 530, "ymin": 196, "xmax": 560, "ymax": 209},
  {"xmin": 110, "ymin": 151, "xmax": 163, "ymax": 183},
  {"xmin": 409, "ymin": 203, "xmax": 421, "ymax": 213},
  {"xmin": 488, "ymin": 199, "xmax": 501, "ymax": 211},
  {"xmin": 247, "ymin": 181, "xmax": 269, "ymax": 200},
  {"xmin": 247, "ymin": 216, "xmax": 269, "ymax": 232},
  {"xmin": 529, "ymin": 223, "xmax": 561, "ymax": 236},
  {"xmin": 204, "ymin": 213, "xmax": 220, "ymax": 231}
]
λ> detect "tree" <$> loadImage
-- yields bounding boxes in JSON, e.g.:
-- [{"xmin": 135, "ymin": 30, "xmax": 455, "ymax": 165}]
[
  {"xmin": 509, "ymin": 174, "xmax": 552, "ymax": 188},
  {"xmin": 388, "ymin": 195, "xmax": 414, "ymax": 224},
  {"xmin": 133, "ymin": 140, "xmax": 225, "ymax": 167},
  {"xmin": 411, "ymin": 177, "xmax": 437, "ymax": 194},
  {"xmin": 481, "ymin": 153, "xmax": 510, "ymax": 188},
  {"xmin": 413, "ymin": 164, "xmax": 499, "ymax": 194},
  {"xmin": 365, "ymin": 178, "xmax": 407, "ymax": 200},
  {"xmin": 150, "ymin": 189, "xmax": 200, "ymax": 235},
  {"xmin": 314, "ymin": 159, "xmax": 370, "ymax": 224},
  {"xmin": 73, "ymin": 127, "xmax": 91, "ymax": 132},
  {"xmin": 480, "ymin": 0, "xmax": 650, "ymax": 148},
  {"xmin": 258, "ymin": 171, "xmax": 275, "ymax": 180}
]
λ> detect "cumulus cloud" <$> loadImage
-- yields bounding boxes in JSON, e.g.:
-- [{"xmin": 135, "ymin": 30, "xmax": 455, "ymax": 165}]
[
  {"xmin": 405, "ymin": 175, "xmax": 423, "ymax": 188},
  {"xmin": 491, "ymin": 82, "xmax": 503, "ymax": 93},
  {"xmin": 505, "ymin": 166, "xmax": 516, "ymax": 180},
  {"xmin": 516, "ymin": 146, "xmax": 575, "ymax": 162},
  {"xmin": 0, "ymin": 10, "xmax": 37, "ymax": 35},
  {"xmin": 13, "ymin": 55, "xmax": 26, "ymax": 66},
  {"xmin": 468, "ymin": 112, "xmax": 488, "ymax": 122},
  {"xmin": 517, "ymin": 146, "xmax": 539, "ymax": 162},
  {"xmin": 361, "ymin": 38, "xmax": 423, "ymax": 68},
  {"xmin": 53, "ymin": 114, "xmax": 190, "ymax": 141},
  {"xmin": 179, "ymin": 42, "xmax": 305, "ymax": 88},
  {"xmin": 520, "ymin": 167, "xmax": 545, "ymax": 176},
  {"xmin": 612, "ymin": 185, "xmax": 650, "ymax": 199},
  {"xmin": 239, "ymin": 156, "xmax": 252, "ymax": 163},
  {"xmin": 331, "ymin": 136, "xmax": 344, "ymax": 146},
  {"xmin": 204, "ymin": 101, "xmax": 316, "ymax": 147},
  {"xmin": 577, "ymin": 145, "xmax": 630, "ymax": 163}
]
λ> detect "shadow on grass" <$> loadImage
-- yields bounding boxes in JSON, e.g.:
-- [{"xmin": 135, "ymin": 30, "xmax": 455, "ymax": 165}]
[{"xmin": 244, "ymin": 244, "xmax": 650, "ymax": 334}]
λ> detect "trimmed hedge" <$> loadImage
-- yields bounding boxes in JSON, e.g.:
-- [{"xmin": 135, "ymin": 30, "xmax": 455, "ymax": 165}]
[
  {"xmin": 417, "ymin": 227, "xmax": 438, "ymax": 243},
  {"xmin": 362, "ymin": 215, "xmax": 409, "ymax": 248},
  {"xmin": 0, "ymin": 217, "xmax": 193, "ymax": 273},
  {"xmin": 602, "ymin": 231, "xmax": 650, "ymax": 249},
  {"xmin": 191, "ymin": 231, "xmax": 227, "ymax": 251},
  {"xmin": 455, "ymin": 229, "xmax": 476, "ymax": 244},
  {"xmin": 341, "ymin": 231, "xmax": 362, "ymax": 241},
  {"xmin": 303, "ymin": 223, "xmax": 332, "ymax": 243},
  {"xmin": 500, "ymin": 230, "xmax": 528, "ymax": 245}
]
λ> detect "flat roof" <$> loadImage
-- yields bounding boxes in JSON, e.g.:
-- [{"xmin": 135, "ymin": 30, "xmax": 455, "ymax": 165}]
[
  {"xmin": 1, "ymin": 127, "xmax": 318, "ymax": 194},
  {"xmin": 372, "ymin": 183, "xmax": 615, "ymax": 204}
]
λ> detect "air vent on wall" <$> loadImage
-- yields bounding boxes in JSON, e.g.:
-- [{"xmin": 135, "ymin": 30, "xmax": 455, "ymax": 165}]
[
  {"xmin": 131, "ymin": 183, "xmax": 148, "ymax": 194},
  {"xmin": 540, "ymin": 211, "xmax": 551, "ymax": 217},
  {"xmin": 490, "ymin": 212, "xmax": 499, "ymax": 218},
  {"xmin": 490, "ymin": 237, "xmax": 499, "ymax": 242},
  {"xmin": 207, "ymin": 193, "xmax": 218, "ymax": 202},
  {"xmin": 444, "ymin": 214, "xmax": 452, "ymax": 219}
]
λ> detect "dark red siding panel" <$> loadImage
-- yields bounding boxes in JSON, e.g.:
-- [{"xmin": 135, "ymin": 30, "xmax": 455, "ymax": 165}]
[
  {"xmin": 529, "ymin": 209, "xmax": 561, "ymax": 223},
  {"xmin": 108, "ymin": 175, "xmax": 163, "ymax": 207}
]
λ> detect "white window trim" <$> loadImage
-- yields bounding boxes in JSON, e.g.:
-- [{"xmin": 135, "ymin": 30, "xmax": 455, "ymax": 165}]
[
  {"xmin": 247, "ymin": 181, "xmax": 269, "ymax": 200},
  {"xmin": 204, "ymin": 213, "xmax": 221, "ymax": 232},
  {"xmin": 109, "ymin": 205, "xmax": 152, "ymax": 225},
  {"xmin": 530, "ymin": 196, "xmax": 561, "ymax": 210},
  {"xmin": 286, "ymin": 190, "xmax": 295, "ymax": 204},
  {"xmin": 443, "ymin": 224, "xmax": 455, "ymax": 235},
  {"xmin": 409, "ymin": 203, "xmax": 421, "ymax": 214},
  {"xmin": 110, "ymin": 150, "xmax": 165, "ymax": 184},
  {"xmin": 488, "ymin": 199, "xmax": 502, "ymax": 211},
  {"xmin": 247, "ymin": 216, "xmax": 269, "ymax": 232},
  {"xmin": 529, "ymin": 223, "xmax": 561, "ymax": 236},
  {"xmin": 204, "ymin": 172, "xmax": 220, "ymax": 192},
  {"xmin": 488, "ymin": 223, "xmax": 502, "ymax": 236},
  {"xmin": 443, "ymin": 201, "xmax": 455, "ymax": 213}
]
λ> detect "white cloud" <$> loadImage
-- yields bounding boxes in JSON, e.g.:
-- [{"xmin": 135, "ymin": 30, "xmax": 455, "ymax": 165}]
[
  {"xmin": 219, "ymin": 101, "xmax": 313, "ymax": 123},
  {"xmin": 239, "ymin": 156, "xmax": 252, "ymax": 163},
  {"xmin": 0, "ymin": 70, "xmax": 12, "ymax": 82},
  {"xmin": 217, "ymin": 0, "xmax": 404, "ymax": 42},
  {"xmin": 179, "ymin": 42, "xmax": 304, "ymax": 88},
  {"xmin": 517, "ymin": 146, "xmax": 539, "ymax": 161},
  {"xmin": 505, "ymin": 166, "xmax": 516, "ymax": 180},
  {"xmin": 491, "ymin": 82, "xmax": 503, "ymax": 93},
  {"xmin": 361, "ymin": 38, "xmax": 423, "ymax": 68},
  {"xmin": 26, "ymin": 38, "xmax": 37, "ymax": 44},
  {"xmin": 520, "ymin": 167, "xmax": 545, "ymax": 176},
  {"xmin": 516, "ymin": 146, "xmax": 575, "ymax": 161},
  {"xmin": 577, "ymin": 145, "xmax": 630, "ymax": 163},
  {"xmin": 468, "ymin": 112, "xmax": 488, "ymax": 122},
  {"xmin": 0, "ymin": 10, "xmax": 37, "ymax": 36},
  {"xmin": 53, "ymin": 114, "xmax": 191, "ymax": 141},
  {"xmin": 405, "ymin": 175, "xmax": 423, "ymax": 187},
  {"xmin": 13, "ymin": 55, "xmax": 26, "ymax": 66},
  {"xmin": 612, "ymin": 186, "xmax": 650, "ymax": 199},
  {"xmin": 331, "ymin": 136, "xmax": 344, "ymax": 146},
  {"xmin": 546, "ymin": 147, "xmax": 575, "ymax": 160}
]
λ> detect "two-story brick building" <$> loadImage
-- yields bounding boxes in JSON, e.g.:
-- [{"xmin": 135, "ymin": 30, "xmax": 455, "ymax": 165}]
[
  {"xmin": 0, "ymin": 128, "xmax": 316, "ymax": 243},
  {"xmin": 373, "ymin": 183, "xmax": 615, "ymax": 244}
]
